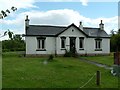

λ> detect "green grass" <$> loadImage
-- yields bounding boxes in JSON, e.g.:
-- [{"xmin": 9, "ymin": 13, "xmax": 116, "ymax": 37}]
[
  {"xmin": 80, "ymin": 55, "xmax": 114, "ymax": 66},
  {"xmin": 2, "ymin": 52, "xmax": 118, "ymax": 88}
]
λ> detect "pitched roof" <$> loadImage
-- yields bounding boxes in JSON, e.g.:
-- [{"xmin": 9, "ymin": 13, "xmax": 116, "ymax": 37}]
[
  {"xmin": 26, "ymin": 25, "xmax": 66, "ymax": 36},
  {"xmin": 26, "ymin": 24, "xmax": 110, "ymax": 38},
  {"xmin": 83, "ymin": 27, "xmax": 110, "ymax": 38}
]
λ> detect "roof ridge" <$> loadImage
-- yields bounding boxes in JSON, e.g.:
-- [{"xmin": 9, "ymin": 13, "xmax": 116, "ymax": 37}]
[
  {"xmin": 29, "ymin": 25, "xmax": 67, "ymax": 28},
  {"xmin": 83, "ymin": 27, "xmax": 99, "ymax": 29}
]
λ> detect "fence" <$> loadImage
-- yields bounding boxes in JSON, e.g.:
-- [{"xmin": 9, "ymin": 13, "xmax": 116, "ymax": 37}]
[{"xmin": 80, "ymin": 71, "xmax": 101, "ymax": 88}]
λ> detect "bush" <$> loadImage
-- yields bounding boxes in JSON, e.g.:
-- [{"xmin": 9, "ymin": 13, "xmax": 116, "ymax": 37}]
[
  {"xmin": 2, "ymin": 49, "xmax": 10, "ymax": 52},
  {"xmin": 48, "ymin": 54, "xmax": 54, "ymax": 61},
  {"xmin": 64, "ymin": 50, "xmax": 72, "ymax": 57},
  {"xmin": 64, "ymin": 49, "xmax": 79, "ymax": 57}
]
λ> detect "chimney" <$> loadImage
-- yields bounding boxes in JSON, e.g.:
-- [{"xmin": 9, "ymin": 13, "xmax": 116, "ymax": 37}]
[
  {"xmin": 79, "ymin": 21, "xmax": 83, "ymax": 30},
  {"xmin": 99, "ymin": 20, "xmax": 104, "ymax": 30},
  {"xmin": 25, "ymin": 15, "xmax": 30, "ymax": 28}
]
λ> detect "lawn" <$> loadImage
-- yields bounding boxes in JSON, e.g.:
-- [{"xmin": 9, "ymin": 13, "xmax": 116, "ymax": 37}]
[
  {"xmin": 2, "ymin": 52, "xmax": 119, "ymax": 88},
  {"xmin": 80, "ymin": 55, "xmax": 114, "ymax": 66}
]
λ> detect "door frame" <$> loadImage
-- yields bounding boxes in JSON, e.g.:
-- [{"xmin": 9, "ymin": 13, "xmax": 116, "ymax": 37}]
[{"xmin": 69, "ymin": 37, "xmax": 76, "ymax": 53}]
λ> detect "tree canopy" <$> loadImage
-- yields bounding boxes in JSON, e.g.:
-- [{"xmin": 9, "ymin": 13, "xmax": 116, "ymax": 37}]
[{"xmin": 110, "ymin": 29, "xmax": 120, "ymax": 52}]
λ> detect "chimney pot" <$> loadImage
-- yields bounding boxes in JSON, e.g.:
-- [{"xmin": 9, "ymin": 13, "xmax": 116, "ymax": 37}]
[
  {"xmin": 25, "ymin": 15, "xmax": 29, "ymax": 28},
  {"xmin": 101, "ymin": 20, "xmax": 103, "ymax": 24},
  {"xmin": 80, "ymin": 21, "xmax": 82, "ymax": 25},
  {"xmin": 99, "ymin": 20, "xmax": 104, "ymax": 30},
  {"xmin": 79, "ymin": 21, "xmax": 83, "ymax": 30}
]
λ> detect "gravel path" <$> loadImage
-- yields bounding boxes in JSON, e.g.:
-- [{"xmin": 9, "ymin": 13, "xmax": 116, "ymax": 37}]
[{"xmin": 79, "ymin": 58, "xmax": 113, "ymax": 70}]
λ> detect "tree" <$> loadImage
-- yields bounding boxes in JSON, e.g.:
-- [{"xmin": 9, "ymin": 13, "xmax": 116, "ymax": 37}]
[
  {"xmin": 8, "ymin": 29, "xmax": 13, "ymax": 40},
  {"xmin": 0, "ymin": 6, "xmax": 17, "ymax": 19},
  {"xmin": 13, "ymin": 34, "xmax": 22, "ymax": 41},
  {"xmin": 110, "ymin": 29, "xmax": 120, "ymax": 52},
  {"xmin": 2, "ymin": 34, "xmax": 25, "ymax": 52},
  {"xmin": 0, "ymin": 6, "xmax": 17, "ymax": 39}
]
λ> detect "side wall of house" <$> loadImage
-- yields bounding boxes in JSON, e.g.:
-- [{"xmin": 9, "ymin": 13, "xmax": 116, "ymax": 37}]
[
  {"xmin": 25, "ymin": 36, "xmax": 55, "ymax": 55},
  {"xmin": 85, "ymin": 38, "xmax": 110, "ymax": 55}
]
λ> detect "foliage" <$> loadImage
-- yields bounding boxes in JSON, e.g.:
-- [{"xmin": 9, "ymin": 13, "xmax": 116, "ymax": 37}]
[
  {"xmin": 0, "ymin": 29, "xmax": 14, "ymax": 39},
  {"xmin": 7, "ymin": 29, "xmax": 13, "ymax": 40},
  {"xmin": 2, "ymin": 52, "xmax": 118, "ymax": 88},
  {"xmin": 64, "ymin": 49, "xmax": 78, "ymax": 57},
  {"xmin": 0, "ymin": 6, "xmax": 17, "ymax": 19},
  {"xmin": 2, "ymin": 34, "xmax": 25, "ymax": 52},
  {"xmin": 64, "ymin": 50, "xmax": 72, "ymax": 57},
  {"xmin": 48, "ymin": 54, "xmax": 54, "ymax": 61},
  {"xmin": 110, "ymin": 32, "xmax": 120, "ymax": 52}
]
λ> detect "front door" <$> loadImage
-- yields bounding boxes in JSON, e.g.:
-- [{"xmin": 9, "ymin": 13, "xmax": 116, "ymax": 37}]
[{"xmin": 70, "ymin": 37, "xmax": 76, "ymax": 53}]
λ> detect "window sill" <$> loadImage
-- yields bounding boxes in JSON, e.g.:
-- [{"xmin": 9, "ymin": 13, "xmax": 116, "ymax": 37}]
[
  {"xmin": 36, "ymin": 49, "xmax": 46, "ymax": 51},
  {"xmin": 95, "ymin": 49, "xmax": 102, "ymax": 51},
  {"xmin": 79, "ymin": 48, "xmax": 84, "ymax": 50},
  {"xmin": 61, "ymin": 48, "xmax": 66, "ymax": 50}
]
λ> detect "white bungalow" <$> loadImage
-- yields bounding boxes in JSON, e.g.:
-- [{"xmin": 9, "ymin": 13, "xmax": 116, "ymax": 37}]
[{"xmin": 25, "ymin": 15, "xmax": 110, "ymax": 56}]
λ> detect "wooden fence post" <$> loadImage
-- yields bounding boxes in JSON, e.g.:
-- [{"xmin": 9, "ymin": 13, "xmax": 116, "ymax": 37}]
[{"xmin": 96, "ymin": 71, "xmax": 100, "ymax": 86}]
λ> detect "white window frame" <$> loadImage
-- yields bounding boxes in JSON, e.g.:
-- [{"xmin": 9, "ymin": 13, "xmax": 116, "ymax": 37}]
[
  {"xmin": 95, "ymin": 39, "xmax": 102, "ymax": 51},
  {"xmin": 37, "ymin": 37, "xmax": 46, "ymax": 50},
  {"xmin": 61, "ymin": 37, "xmax": 66, "ymax": 49},
  {"xmin": 79, "ymin": 37, "xmax": 84, "ymax": 50}
]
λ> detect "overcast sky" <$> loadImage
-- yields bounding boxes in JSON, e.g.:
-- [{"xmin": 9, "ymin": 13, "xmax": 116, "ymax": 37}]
[{"xmin": 0, "ymin": 0, "xmax": 119, "ymax": 40}]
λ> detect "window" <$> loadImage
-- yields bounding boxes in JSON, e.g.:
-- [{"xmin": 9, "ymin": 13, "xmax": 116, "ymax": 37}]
[
  {"xmin": 79, "ymin": 37, "xmax": 84, "ymax": 50},
  {"xmin": 61, "ymin": 37, "xmax": 66, "ymax": 49},
  {"xmin": 37, "ymin": 37, "xmax": 46, "ymax": 50},
  {"xmin": 95, "ymin": 39, "xmax": 102, "ymax": 51}
]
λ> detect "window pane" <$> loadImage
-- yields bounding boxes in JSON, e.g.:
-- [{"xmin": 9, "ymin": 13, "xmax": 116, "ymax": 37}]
[
  {"xmin": 95, "ymin": 40, "xmax": 101, "ymax": 49},
  {"xmin": 38, "ymin": 40, "xmax": 41, "ymax": 49},
  {"xmin": 61, "ymin": 38, "xmax": 65, "ymax": 48},
  {"xmin": 98, "ymin": 41, "xmax": 101, "ymax": 49},
  {"xmin": 42, "ymin": 40, "xmax": 45, "ymax": 49},
  {"xmin": 96, "ymin": 41, "xmax": 98, "ymax": 49},
  {"xmin": 79, "ymin": 39, "xmax": 84, "ymax": 48},
  {"xmin": 37, "ymin": 39, "xmax": 45, "ymax": 49}
]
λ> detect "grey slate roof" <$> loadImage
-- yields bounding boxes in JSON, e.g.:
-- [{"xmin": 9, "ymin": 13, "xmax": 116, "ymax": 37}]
[
  {"xmin": 26, "ymin": 25, "xmax": 66, "ymax": 36},
  {"xmin": 26, "ymin": 24, "xmax": 110, "ymax": 38},
  {"xmin": 83, "ymin": 27, "xmax": 110, "ymax": 38}
]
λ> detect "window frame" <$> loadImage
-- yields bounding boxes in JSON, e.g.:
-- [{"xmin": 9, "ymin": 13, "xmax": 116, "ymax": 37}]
[
  {"xmin": 61, "ymin": 37, "xmax": 66, "ymax": 49},
  {"xmin": 36, "ymin": 37, "xmax": 46, "ymax": 51},
  {"xmin": 79, "ymin": 37, "xmax": 84, "ymax": 50},
  {"xmin": 95, "ymin": 38, "xmax": 102, "ymax": 51}
]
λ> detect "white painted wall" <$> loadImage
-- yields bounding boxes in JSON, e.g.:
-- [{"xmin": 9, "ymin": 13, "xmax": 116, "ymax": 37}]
[
  {"xmin": 26, "ymin": 36, "xmax": 37, "ymax": 54},
  {"xmin": 25, "ymin": 36, "xmax": 55, "ymax": 55},
  {"xmin": 86, "ymin": 38, "xmax": 110, "ymax": 54},
  {"xmin": 102, "ymin": 38, "xmax": 110, "ymax": 54}
]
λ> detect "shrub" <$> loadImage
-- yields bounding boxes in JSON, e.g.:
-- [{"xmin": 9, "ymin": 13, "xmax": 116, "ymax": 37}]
[
  {"xmin": 48, "ymin": 54, "xmax": 54, "ymax": 61},
  {"xmin": 64, "ymin": 49, "xmax": 79, "ymax": 57},
  {"xmin": 64, "ymin": 50, "xmax": 72, "ymax": 57}
]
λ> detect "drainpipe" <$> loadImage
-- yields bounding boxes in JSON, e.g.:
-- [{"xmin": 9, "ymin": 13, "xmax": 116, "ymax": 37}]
[{"xmin": 55, "ymin": 37, "xmax": 57, "ymax": 56}]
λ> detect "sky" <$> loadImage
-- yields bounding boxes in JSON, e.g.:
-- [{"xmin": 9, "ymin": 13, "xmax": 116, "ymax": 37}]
[{"xmin": 0, "ymin": 0, "xmax": 119, "ymax": 40}]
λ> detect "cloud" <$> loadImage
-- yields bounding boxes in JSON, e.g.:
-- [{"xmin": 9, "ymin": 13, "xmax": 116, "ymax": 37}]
[
  {"xmin": 0, "ymin": 9, "xmax": 118, "ymax": 41},
  {"xmin": 0, "ymin": 0, "xmax": 89, "ymax": 12},
  {"xmin": 80, "ymin": 0, "xmax": 88, "ymax": 6},
  {"xmin": 0, "ymin": 0, "xmax": 37, "ymax": 11},
  {"xmin": 0, "ymin": 0, "xmax": 119, "ymax": 12}
]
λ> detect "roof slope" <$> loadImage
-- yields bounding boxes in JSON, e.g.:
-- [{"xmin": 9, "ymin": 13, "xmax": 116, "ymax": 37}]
[
  {"xmin": 26, "ymin": 24, "xmax": 110, "ymax": 38},
  {"xmin": 26, "ymin": 25, "xmax": 66, "ymax": 36},
  {"xmin": 83, "ymin": 27, "xmax": 110, "ymax": 38}
]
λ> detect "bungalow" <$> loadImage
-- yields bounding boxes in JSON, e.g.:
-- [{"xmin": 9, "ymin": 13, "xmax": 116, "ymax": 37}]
[{"xmin": 25, "ymin": 15, "xmax": 110, "ymax": 56}]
